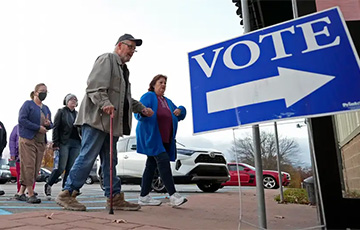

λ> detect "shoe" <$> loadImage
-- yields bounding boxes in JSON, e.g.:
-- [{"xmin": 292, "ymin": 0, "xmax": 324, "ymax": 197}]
[
  {"xmin": 15, "ymin": 194, "xmax": 27, "ymax": 201},
  {"xmin": 107, "ymin": 192, "xmax": 141, "ymax": 211},
  {"xmin": 56, "ymin": 190, "xmax": 86, "ymax": 211},
  {"xmin": 27, "ymin": 195, "xmax": 41, "ymax": 204},
  {"xmin": 44, "ymin": 183, "xmax": 52, "ymax": 196},
  {"xmin": 14, "ymin": 194, "xmax": 21, "ymax": 200},
  {"xmin": 138, "ymin": 194, "xmax": 162, "ymax": 206},
  {"xmin": 169, "ymin": 192, "xmax": 187, "ymax": 207},
  {"xmin": 0, "ymin": 190, "xmax": 4, "ymax": 196}
]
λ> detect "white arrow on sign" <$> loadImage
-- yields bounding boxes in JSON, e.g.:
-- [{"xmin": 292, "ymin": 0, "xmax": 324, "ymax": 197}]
[{"xmin": 206, "ymin": 67, "xmax": 335, "ymax": 114}]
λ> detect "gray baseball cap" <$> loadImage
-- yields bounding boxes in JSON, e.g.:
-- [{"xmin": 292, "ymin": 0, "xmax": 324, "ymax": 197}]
[{"xmin": 115, "ymin": 33, "xmax": 142, "ymax": 46}]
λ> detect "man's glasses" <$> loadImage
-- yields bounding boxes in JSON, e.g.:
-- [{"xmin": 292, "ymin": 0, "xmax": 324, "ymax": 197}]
[{"xmin": 121, "ymin": 42, "xmax": 137, "ymax": 52}]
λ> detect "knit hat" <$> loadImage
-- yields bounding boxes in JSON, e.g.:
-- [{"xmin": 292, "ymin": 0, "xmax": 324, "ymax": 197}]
[{"xmin": 63, "ymin": 93, "xmax": 77, "ymax": 106}]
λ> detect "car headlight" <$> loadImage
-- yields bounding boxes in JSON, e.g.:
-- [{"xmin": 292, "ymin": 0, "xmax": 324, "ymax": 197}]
[
  {"xmin": 282, "ymin": 173, "xmax": 291, "ymax": 180},
  {"xmin": 177, "ymin": 149, "xmax": 195, "ymax": 156}
]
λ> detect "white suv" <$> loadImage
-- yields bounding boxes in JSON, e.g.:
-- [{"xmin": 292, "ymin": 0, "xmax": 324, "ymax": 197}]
[{"xmin": 97, "ymin": 136, "xmax": 230, "ymax": 193}]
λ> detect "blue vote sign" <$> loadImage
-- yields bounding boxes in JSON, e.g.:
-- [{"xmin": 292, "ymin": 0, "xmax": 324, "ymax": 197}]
[{"xmin": 188, "ymin": 7, "xmax": 360, "ymax": 134}]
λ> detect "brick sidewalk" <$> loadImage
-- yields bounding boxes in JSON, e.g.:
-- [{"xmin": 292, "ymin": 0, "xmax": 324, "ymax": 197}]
[{"xmin": 0, "ymin": 190, "xmax": 320, "ymax": 230}]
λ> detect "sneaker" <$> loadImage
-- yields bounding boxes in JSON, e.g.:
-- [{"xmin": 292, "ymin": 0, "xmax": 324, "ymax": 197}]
[
  {"xmin": 138, "ymin": 194, "xmax": 162, "ymax": 206},
  {"xmin": 169, "ymin": 192, "xmax": 187, "ymax": 207},
  {"xmin": 107, "ymin": 192, "xmax": 141, "ymax": 211},
  {"xmin": 15, "ymin": 194, "xmax": 27, "ymax": 201},
  {"xmin": 27, "ymin": 195, "xmax": 41, "ymax": 204},
  {"xmin": 44, "ymin": 183, "xmax": 52, "ymax": 196},
  {"xmin": 56, "ymin": 190, "xmax": 86, "ymax": 211}
]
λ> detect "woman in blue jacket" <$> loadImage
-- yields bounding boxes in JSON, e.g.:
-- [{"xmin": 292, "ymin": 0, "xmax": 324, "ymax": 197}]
[
  {"xmin": 15, "ymin": 83, "xmax": 53, "ymax": 204},
  {"xmin": 135, "ymin": 74, "xmax": 187, "ymax": 207}
]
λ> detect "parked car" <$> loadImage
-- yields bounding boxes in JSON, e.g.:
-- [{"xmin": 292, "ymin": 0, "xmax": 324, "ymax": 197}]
[
  {"xmin": 36, "ymin": 168, "xmax": 62, "ymax": 183},
  {"xmin": 222, "ymin": 163, "xmax": 291, "ymax": 189},
  {"xmin": 0, "ymin": 159, "xmax": 12, "ymax": 184},
  {"xmin": 8, "ymin": 159, "xmax": 17, "ymax": 183},
  {"xmin": 97, "ymin": 136, "xmax": 230, "ymax": 193}
]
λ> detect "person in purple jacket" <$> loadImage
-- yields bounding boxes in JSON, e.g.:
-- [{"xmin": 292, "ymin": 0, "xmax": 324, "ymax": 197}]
[
  {"xmin": 9, "ymin": 124, "xmax": 36, "ymax": 194},
  {"xmin": 15, "ymin": 83, "xmax": 53, "ymax": 204}
]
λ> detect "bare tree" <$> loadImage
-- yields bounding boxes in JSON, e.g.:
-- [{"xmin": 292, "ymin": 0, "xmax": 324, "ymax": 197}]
[{"xmin": 230, "ymin": 131, "xmax": 300, "ymax": 169}]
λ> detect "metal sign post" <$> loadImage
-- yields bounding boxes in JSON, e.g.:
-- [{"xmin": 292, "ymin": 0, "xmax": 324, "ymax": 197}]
[
  {"xmin": 253, "ymin": 125, "xmax": 267, "ymax": 229},
  {"xmin": 242, "ymin": 0, "xmax": 267, "ymax": 228},
  {"xmin": 274, "ymin": 122, "xmax": 284, "ymax": 203}
]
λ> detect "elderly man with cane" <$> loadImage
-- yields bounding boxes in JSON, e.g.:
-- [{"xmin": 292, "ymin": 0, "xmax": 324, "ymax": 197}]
[{"xmin": 56, "ymin": 34, "xmax": 153, "ymax": 211}]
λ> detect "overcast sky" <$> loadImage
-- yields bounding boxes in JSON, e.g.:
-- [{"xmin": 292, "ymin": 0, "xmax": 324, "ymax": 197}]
[{"xmin": 0, "ymin": 0, "xmax": 311, "ymax": 165}]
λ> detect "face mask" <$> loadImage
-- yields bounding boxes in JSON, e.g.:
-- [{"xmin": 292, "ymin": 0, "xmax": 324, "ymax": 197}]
[{"xmin": 38, "ymin": 92, "xmax": 47, "ymax": 101}]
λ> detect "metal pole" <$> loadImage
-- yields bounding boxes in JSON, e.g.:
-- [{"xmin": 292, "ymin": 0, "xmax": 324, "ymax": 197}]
[
  {"xmin": 241, "ymin": 0, "xmax": 267, "ymax": 228},
  {"xmin": 253, "ymin": 124, "xmax": 267, "ymax": 229},
  {"xmin": 241, "ymin": 0, "xmax": 250, "ymax": 33},
  {"xmin": 291, "ymin": 0, "xmax": 299, "ymax": 18},
  {"xmin": 274, "ymin": 122, "xmax": 284, "ymax": 202}
]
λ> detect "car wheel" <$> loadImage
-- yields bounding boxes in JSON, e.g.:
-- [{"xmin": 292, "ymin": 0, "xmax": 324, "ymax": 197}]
[
  {"xmin": 196, "ymin": 182, "xmax": 222, "ymax": 193},
  {"xmin": 45, "ymin": 176, "xmax": 49, "ymax": 183},
  {"xmin": 151, "ymin": 175, "xmax": 167, "ymax": 193},
  {"xmin": 85, "ymin": 176, "xmax": 94, "ymax": 185},
  {"xmin": 263, "ymin": 176, "xmax": 278, "ymax": 189}
]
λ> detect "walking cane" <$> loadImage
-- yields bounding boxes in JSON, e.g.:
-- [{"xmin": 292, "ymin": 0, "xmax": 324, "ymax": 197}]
[{"xmin": 109, "ymin": 113, "xmax": 114, "ymax": 214}]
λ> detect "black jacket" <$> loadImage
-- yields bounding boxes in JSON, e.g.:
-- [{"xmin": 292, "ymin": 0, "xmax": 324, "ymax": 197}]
[
  {"xmin": 52, "ymin": 107, "xmax": 80, "ymax": 148},
  {"xmin": 0, "ymin": 121, "xmax": 6, "ymax": 157}
]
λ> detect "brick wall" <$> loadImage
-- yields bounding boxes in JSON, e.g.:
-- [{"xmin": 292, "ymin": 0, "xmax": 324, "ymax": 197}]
[
  {"xmin": 341, "ymin": 133, "xmax": 360, "ymax": 192},
  {"xmin": 316, "ymin": 0, "xmax": 360, "ymax": 21}
]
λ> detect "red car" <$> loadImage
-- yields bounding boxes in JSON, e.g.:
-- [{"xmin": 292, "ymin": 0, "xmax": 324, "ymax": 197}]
[
  {"xmin": 222, "ymin": 163, "xmax": 291, "ymax": 189},
  {"xmin": 8, "ymin": 159, "xmax": 17, "ymax": 182}
]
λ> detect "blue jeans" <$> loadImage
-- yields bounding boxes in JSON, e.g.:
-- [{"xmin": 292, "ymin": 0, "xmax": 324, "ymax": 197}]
[
  {"xmin": 140, "ymin": 149, "xmax": 176, "ymax": 197},
  {"xmin": 63, "ymin": 124, "xmax": 120, "ymax": 197},
  {"xmin": 47, "ymin": 138, "xmax": 81, "ymax": 187}
]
